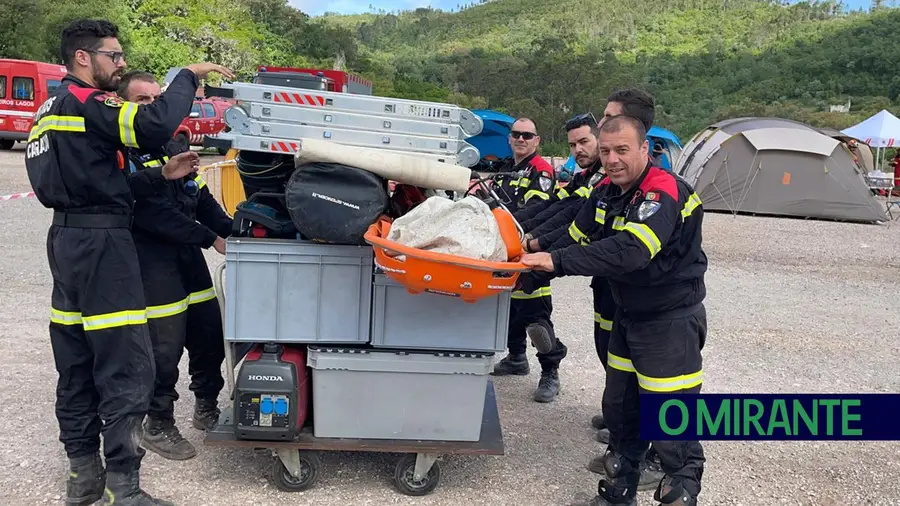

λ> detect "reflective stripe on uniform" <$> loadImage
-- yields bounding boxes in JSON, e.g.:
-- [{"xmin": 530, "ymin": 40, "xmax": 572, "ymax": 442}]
[
  {"xmin": 511, "ymin": 286, "xmax": 552, "ymax": 299},
  {"xmin": 189, "ymin": 287, "xmax": 216, "ymax": 304},
  {"xmin": 51, "ymin": 307, "xmax": 148, "ymax": 330},
  {"xmin": 50, "ymin": 308, "xmax": 82, "ymax": 326},
  {"xmin": 594, "ymin": 313, "xmax": 613, "ymax": 331},
  {"xmin": 568, "ymin": 222, "xmax": 589, "ymax": 244},
  {"xmin": 682, "ymin": 192, "xmax": 702, "ymax": 220},
  {"xmin": 142, "ymin": 155, "xmax": 171, "ymax": 169},
  {"xmin": 83, "ymin": 310, "xmax": 147, "ymax": 331},
  {"xmin": 624, "ymin": 222, "xmax": 662, "ymax": 259},
  {"xmin": 193, "ymin": 174, "xmax": 207, "ymax": 190},
  {"xmin": 610, "ymin": 215, "xmax": 661, "ymax": 259},
  {"xmin": 118, "ymin": 102, "xmax": 139, "ymax": 148},
  {"xmin": 146, "ymin": 287, "xmax": 217, "ymax": 320},
  {"xmin": 27, "ymin": 115, "xmax": 86, "ymax": 142},
  {"xmin": 607, "ymin": 352, "xmax": 704, "ymax": 392},
  {"xmin": 522, "ymin": 189, "xmax": 550, "ymax": 202},
  {"xmin": 595, "ymin": 208, "xmax": 606, "ymax": 225},
  {"xmin": 146, "ymin": 298, "xmax": 189, "ymax": 319},
  {"xmin": 557, "ymin": 188, "xmax": 570, "ymax": 199},
  {"xmin": 574, "ymin": 186, "xmax": 592, "ymax": 198}
]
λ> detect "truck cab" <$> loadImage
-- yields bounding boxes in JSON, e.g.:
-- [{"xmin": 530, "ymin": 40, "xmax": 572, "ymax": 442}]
[
  {"xmin": 172, "ymin": 97, "xmax": 231, "ymax": 153},
  {"xmin": 0, "ymin": 58, "xmax": 67, "ymax": 150},
  {"xmin": 252, "ymin": 69, "xmax": 334, "ymax": 91}
]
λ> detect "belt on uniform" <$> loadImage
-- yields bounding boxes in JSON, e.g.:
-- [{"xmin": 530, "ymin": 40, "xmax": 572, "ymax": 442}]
[
  {"xmin": 52, "ymin": 211, "xmax": 132, "ymax": 229},
  {"xmin": 624, "ymin": 303, "xmax": 703, "ymax": 322}
]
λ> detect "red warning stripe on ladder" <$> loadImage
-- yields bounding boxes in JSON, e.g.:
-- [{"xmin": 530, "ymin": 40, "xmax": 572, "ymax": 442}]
[
  {"xmin": 270, "ymin": 141, "xmax": 300, "ymax": 153},
  {"xmin": 272, "ymin": 92, "xmax": 326, "ymax": 106}
]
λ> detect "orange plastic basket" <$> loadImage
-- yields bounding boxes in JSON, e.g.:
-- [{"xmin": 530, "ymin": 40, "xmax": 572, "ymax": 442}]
[{"xmin": 363, "ymin": 218, "xmax": 530, "ymax": 303}]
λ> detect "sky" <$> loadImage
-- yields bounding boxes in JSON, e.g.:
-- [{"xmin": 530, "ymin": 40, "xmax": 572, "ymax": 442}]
[{"xmin": 290, "ymin": 0, "xmax": 874, "ymax": 17}]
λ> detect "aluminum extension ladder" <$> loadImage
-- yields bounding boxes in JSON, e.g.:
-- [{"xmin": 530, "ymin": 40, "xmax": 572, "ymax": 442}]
[{"xmin": 206, "ymin": 81, "xmax": 485, "ymax": 167}]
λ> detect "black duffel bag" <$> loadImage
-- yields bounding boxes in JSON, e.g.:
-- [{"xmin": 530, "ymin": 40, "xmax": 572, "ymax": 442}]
[{"xmin": 285, "ymin": 162, "xmax": 389, "ymax": 245}]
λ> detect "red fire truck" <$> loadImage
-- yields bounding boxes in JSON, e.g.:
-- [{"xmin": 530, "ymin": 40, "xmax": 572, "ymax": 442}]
[
  {"xmin": 0, "ymin": 58, "xmax": 67, "ymax": 150},
  {"xmin": 174, "ymin": 97, "xmax": 232, "ymax": 153},
  {"xmin": 254, "ymin": 66, "xmax": 372, "ymax": 95}
]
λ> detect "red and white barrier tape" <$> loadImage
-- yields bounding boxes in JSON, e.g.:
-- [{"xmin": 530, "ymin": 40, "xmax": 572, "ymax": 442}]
[{"xmin": 0, "ymin": 191, "xmax": 36, "ymax": 201}]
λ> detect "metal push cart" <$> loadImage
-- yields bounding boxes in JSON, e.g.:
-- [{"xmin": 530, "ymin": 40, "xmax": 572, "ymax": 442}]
[
  {"xmin": 206, "ymin": 242, "xmax": 516, "ymax": 496},
  {"xmin": 197, "ymin": 75, "xmax": 532, "ymax": 496}
]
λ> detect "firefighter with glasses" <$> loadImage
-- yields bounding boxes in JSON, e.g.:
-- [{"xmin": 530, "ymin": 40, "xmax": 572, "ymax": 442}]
[
  {"xmin": 491, "ymin": 117, "xmax": 567, "ymax": 403},
  {"xmin": 24, "ymin": 18, "xmax": 233, "ymax": 506}
]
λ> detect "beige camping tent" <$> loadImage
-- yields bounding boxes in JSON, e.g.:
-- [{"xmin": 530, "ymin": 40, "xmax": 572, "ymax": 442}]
[
  {"xmin": 675, "ymin": 117, "xmax": 887, "ymax": 223},
  {"xmin": 817, "ymin": 127, "xmax": 875, "ymax": 173}
]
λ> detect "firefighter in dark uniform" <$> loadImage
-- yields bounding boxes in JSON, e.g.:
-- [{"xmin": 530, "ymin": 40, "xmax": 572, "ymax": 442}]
[
  {"xmin": 24, "ymin": 19, "xmax": 233, "ymax": 506},
  {"xmin": 523, "ymin": 94, "xmax": 665, "ymax": 494},
  {"xmin": 515, "ymin": 113, "xmax": 603, "ymax": 230},
  {"xmin": 117, "ymin": 71, "xmax": 234, "ymax": 461},
  {"xmin": 490, "ymin": 117, "xmax": 567, "ymax": 403},
  {"xmin": 522, "ymin": 115, "xmax": 707, "ymax": 506}
]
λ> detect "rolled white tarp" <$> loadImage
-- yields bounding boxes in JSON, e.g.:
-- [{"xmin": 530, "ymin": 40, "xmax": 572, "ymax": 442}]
[{"xmin": 292, "ymin": 137, "xmax": 474, "ymax": 192}]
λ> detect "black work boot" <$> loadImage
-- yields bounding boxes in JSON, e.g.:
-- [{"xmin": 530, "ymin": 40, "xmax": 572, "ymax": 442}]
[
  {"xmin": 533, "ymin": 369, "xmax": 560, "ymax": 402},
  {"xmin": 101, "ymin": 470, "xmax": 175, "ymax": 506},
  {"xmin": 591, "ymin": 412, "xmax": 607, "ymax": 430},
  {"xmin": 192, "ymin": 397, "xmax": 220, "ymax": 431},
  {"xmin": 654, "ymin": 475, "xmax": 698, "ymax": 505},
  {"xmin": 66, "ymin": 453, "xmax": 106, "ymax": 506},
  {"xmin": 491, "ymin": 353, "xmax": 529, "ymax": 376},
  {"xmin": 526, "ymin": 323, "xmax": 555, "ymax": 354},
  {"xmin": 589, "ymin": 452, "xmax": 667, "ymax": 492},
  {"xmin": 141, "ymin": 417, "xmax": 197, "ymax": 461}
]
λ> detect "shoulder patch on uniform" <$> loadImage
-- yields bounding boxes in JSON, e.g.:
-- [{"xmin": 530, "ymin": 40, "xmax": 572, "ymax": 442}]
[
  {"xmin": 538, "ymin": 175, "xmax": 553, "ymax": 192},
  {"xmin": 645, "ymin": 191, "xmax": 659, "ymax": 201},
  {"xmin": 97, "ymin": 94, "xmax": 124, "ymax": 108},
  {"xmin": 636, "ymin": 200, "xmax": 662, "ymax": 221}
]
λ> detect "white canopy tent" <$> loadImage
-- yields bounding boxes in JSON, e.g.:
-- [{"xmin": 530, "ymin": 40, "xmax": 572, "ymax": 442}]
[{"xmin": 841, "ymin": 109, "xmax": 900, "ymax": 170}]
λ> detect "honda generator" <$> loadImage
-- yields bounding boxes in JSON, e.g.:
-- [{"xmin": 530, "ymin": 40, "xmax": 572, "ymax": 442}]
[{"xmin": 234, "ymin": 343, "xmax": 310, "ymax": 441}]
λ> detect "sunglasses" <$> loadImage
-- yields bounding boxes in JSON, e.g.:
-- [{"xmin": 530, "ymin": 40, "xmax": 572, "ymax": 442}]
[
  {"xmin": 565, "ymin": 112, "xmax": 598, "ymax": 131},
  {"xmin": 510, "ymin": 130, "xmax": 537, "ymax": 140}
]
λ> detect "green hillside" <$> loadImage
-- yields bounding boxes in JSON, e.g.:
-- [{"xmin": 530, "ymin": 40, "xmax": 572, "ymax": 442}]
[
  {"xmin": 2, "ymin": 0, "xmax": 898, "ymax": 156},
  {"xmin": 315, "ymin": 0, "xmax": 900, "ymax": 152}
]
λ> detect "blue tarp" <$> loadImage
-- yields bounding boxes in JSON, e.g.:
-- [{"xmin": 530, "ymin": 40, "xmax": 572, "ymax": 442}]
[{"xmin": 467, "ymin": 109, "xmax": 516, "ymax": 161}]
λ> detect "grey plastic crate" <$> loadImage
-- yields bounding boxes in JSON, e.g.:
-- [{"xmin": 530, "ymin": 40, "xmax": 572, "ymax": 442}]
[
  {"xmin": 370, "ymin": 273, "xmax": 510, "ymax": 352},
  {"xmin": 307, "ymin": 346, "xmax": 494, "ymax": 441},
  {"xmin": 224, "ymin": 238, "xmax": 374, "ymax": 344}
]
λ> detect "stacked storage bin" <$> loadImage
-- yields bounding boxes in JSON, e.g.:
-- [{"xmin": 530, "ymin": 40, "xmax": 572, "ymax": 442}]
[
  {"xmin": 224, "ymin": 238, "xmax": 511, "ymax": 442},
  {"xmin": 217, "ymin": 80, "xmax": 511, "ymax": 443}
]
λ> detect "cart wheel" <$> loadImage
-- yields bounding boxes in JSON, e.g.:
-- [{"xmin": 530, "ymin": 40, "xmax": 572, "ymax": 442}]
[
  {"xmin": 393, "ymin": 454, "xmax": 441, "ymax": 496},
  {"xmin": 272, "ymin": 451, "xmax": 320, "ymax": 492}
]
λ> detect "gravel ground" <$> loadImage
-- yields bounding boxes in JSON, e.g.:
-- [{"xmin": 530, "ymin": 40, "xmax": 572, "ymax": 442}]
[{"xmin": 1, "ymin": 145, "xmax": 899, "ymax": 505}]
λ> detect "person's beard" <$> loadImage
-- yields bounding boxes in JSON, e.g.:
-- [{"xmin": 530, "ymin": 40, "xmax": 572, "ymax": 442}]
[{"xmin": 92, "ymin": 66, "xmax": 122, "ymax": 92}]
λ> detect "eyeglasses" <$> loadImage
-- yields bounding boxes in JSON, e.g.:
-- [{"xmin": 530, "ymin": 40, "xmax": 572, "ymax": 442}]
[
  {"xmin": 84, "ymin": 49, "xmax": 125, "ymax": 64},
  {"xmin": 565, "ymin": 112, "xmax": 598, "ymax": 131},
  {"xmin": 510, "ymin": 130, "xmax": 537, "ymax": 140}
]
